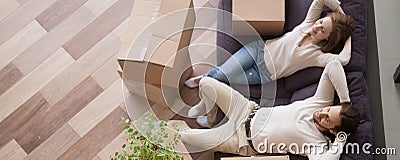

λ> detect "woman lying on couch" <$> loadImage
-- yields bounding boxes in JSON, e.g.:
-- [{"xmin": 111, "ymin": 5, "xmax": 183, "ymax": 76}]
[{"xmin": 178, "ymin": 61, "xmax": 360, "ymax": 159}]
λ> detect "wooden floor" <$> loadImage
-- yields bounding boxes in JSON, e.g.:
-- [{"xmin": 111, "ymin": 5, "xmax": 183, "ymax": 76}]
[{"xmin": 0, "ymin": 0, "xmax": 218, "ymax": 159}]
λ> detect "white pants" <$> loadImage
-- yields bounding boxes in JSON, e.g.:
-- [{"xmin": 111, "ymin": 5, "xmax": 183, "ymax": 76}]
[{"xmin": 180, "ymin": 77, "xmax": 258, "ymax": 156}]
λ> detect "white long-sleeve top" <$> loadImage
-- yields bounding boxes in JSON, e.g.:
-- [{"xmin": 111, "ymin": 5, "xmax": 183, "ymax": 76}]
[
  {"xmin": 250, "ymin": 61, "xmax": 351, "ymax": 159},
  {"xmin": 264, "ymin": 0, "xmax": 351, "ymax": 80}
]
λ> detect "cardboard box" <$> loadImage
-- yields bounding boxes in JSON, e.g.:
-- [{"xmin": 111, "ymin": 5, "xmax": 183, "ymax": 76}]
[
  {"xmin": 232, "ymin": 0, "xmax": 285, "ymax": 36},
  {"xmin": 118, "ymin": 0, "xmax": 195, "ymax": 88},
  {"xmin": 122, "ymin": 78, "xmax": 193, "ymax": 120},
  {"xmin": 221, "ymin": 155, "xmax": 290, "ymax": 160}
]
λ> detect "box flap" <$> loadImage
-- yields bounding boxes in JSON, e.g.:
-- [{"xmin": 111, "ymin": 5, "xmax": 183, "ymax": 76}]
[
  {"xmin": 152, "ymin": 14, "xmax": 187, "ymax": 42},
  {"xmin": 147, "ymin": 36, "xmax": 179, "ymax": 67},
  {"xmin": 233, "ymin": 0, "xmax": 285, "ymax": 21},
  {"xmin": 120, "ymin": 15, "xmax": 154, "ymax": 60}
]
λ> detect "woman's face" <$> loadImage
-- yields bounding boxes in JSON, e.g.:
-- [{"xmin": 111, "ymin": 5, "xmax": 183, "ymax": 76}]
[{"xmin": 310, "ymin": 17, "xmax": 333, "ymax": 41}]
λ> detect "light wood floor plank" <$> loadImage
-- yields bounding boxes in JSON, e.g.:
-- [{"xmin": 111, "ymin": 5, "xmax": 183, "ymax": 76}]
[
  {"xmin": 91, "ymin": 54, "xmax": 120, "ymax": 89},
  {"xmin": 12, "ymin": 6, "xmax": 96, "ymax": 75},
  {"xmin": 63, "ymin": 0, "xmax": 133, "ymax": 60},
  {"xmin": 111, "ymin": 18, "xmax": 129, "ymax": 41},
  {"xmin": 122, "ymin": 87, "xmax": 153, "ymax": 121},
  {"xmin": 97, "ymin": 132, "xmax": 124, "ymax": 160},
  {"xmin": 0, "ymin": 48, "xmax": 74, "ymax": 122},
  {"xmin": 16, "ymin": 0, "xmax": 29, "ymax": 5},
  {"xmin": 69, "ymin": 79, "xmax": 123, "ymax": 137},
  {"xmin": 0, "ymin": 20, "xmax": 47, "ymax": 70},
  {"xmin": 15, "ymin": 77, "xmax": 103, "ymax": 153},
  {"xmin": 0, "ymin": 0, "xmax": 20, "ymax": 21},
  {"xmin": 0, "ymin": 0, "xmax": 58, "ymax": 45},
  {"xmin": 24, "ymin": 124, "xmax": 80, "ymax": 160},
  {"xmin": 0, "ymin": 63, "xmax": 23, "ymax": 96},
  {"xmin": 0, "ymin": 140, "xmax": 27, "ymax": 160},
  {"xmin": 84, "ymin": 0, "xmax": 119, "ymax": 16},
  {"xmin": 36, "ymin": 0, "xmax": 88, "ymax": 31},
  {"xmin": 59, "ymin": 107, "xmax": 127, "ymax": 160},
  {"xmin": 40, "ymin": 33, "xmax": 120, "ymax": 105}
]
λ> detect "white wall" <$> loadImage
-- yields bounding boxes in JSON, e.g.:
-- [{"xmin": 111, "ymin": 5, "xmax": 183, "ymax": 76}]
[{"xmin": 374, "ymin": 0, "xmax": 400, "ymax": 159}]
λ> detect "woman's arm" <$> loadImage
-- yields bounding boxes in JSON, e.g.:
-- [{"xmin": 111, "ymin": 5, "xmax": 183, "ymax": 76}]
[
  {"xmin": 313, "ymin": 60, "xmax": 351, "ymax": 103},
  {"xmin": 304, "ymin": 0, "xmax": 342, "ymax": 23},
  {"xmin": 315, "ymin": 36, "xmax": 352, "ymax": 66}
]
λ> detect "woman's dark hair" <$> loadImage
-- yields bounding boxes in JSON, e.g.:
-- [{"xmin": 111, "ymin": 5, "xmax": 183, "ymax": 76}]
[
  {"xmin": 319, "ymin": 12, "xmax": 355, "ymax": 53},
  {"xmin": 333, "ymin": 102, "xmax": 361, "ymax": 134}
]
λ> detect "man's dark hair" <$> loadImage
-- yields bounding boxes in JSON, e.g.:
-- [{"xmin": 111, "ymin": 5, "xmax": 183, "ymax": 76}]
[
  {"xmin": 325, "ymin": 102, "xmax": 360, "ymax": 142},
  {"xmin": 333, "ymin": 102, "xmax": 361, "ymax": 134}
]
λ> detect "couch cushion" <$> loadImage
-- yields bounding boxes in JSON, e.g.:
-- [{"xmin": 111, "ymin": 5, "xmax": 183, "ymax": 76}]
[
  {"xmin": 345, "ymin": 72, "xmax": 371, "ymax": 121},
  {"xmin": 285, "ymin": 67, "xmax": 324, "ymax": 93}
]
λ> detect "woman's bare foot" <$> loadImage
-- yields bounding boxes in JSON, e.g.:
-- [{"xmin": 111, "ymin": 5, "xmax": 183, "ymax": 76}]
[{"xmin": 184, "ymin": 75, "xmax": 203, "ymax": 88}]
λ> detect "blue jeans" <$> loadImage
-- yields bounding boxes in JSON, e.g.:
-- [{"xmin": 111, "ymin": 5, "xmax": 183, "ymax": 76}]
[{"xmin": 206, "ymin": 40, "xmax": 272, "ymax": 85}]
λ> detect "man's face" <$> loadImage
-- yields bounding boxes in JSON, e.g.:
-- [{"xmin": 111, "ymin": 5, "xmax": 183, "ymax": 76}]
[{"xmin": 313, "ymin": 105, "xmax": 342, "ymax": 133}]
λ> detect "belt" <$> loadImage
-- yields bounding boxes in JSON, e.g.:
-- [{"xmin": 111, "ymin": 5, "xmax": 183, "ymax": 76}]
[{"xmin": 245, "ymin": 107, "xmax": 259, "ymax": 153}]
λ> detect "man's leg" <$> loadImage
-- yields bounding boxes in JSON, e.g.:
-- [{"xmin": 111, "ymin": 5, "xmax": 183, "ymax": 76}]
[
  {"xmin": 199, "ymin": 77, "xmax": 253, "ymax": 123},
  {"xmin": 181, "ymin": 77, "xmax": 255, "ymax": 150}
]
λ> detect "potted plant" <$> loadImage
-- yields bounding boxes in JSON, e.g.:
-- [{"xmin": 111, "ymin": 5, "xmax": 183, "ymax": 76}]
[{"xmin": 111, "ymin": 112, "xmax": 183, "ymax": 160}]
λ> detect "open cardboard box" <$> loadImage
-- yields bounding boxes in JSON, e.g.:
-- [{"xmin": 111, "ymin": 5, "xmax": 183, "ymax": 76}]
[
  {"xmin": 232, "ymin": 0, "xmax": 285, "ymax": 36},
  {"xmin": 118, "ymin": 0, "xmax": 195, "ymax": 88},
  {"xmin": 117, "ymin": 0, "xmax": 196, "ymax": 117}
]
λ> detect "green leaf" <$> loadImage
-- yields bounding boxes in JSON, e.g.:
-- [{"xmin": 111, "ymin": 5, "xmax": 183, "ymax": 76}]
[{"xmin": 127, "ymin": 128, "xmax": 133, "ymax": 133}]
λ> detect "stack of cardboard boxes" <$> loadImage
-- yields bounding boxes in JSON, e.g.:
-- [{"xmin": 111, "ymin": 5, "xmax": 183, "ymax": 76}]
[{"xmin": 118, "ymin": 0, "xmax": 195, "ymax": 120}]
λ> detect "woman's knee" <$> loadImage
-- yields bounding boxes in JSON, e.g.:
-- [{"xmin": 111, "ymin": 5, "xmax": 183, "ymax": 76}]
[{"xmin": 206, "ymin": 67, "xmax": 228, "ymax": 83}]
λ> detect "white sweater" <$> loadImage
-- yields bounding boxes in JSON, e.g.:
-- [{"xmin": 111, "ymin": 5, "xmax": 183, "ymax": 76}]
[
  {"xmin": 264, "ymin": 0, "xmax": 351, "ymax": 80},
  {"xmin": 250, "ymin": 61, "xmax": 351, "ymax": 159}
]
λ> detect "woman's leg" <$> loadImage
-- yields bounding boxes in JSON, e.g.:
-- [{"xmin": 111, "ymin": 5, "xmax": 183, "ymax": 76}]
[{"xmin": 206, "ymin": 41, "xmax": 264, "ymax": 85}]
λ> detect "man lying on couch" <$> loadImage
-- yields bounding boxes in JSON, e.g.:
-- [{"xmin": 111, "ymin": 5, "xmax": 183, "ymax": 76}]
[{"xmin": 177, "ymin": 61, "xmax": 360, "ymax": 159}]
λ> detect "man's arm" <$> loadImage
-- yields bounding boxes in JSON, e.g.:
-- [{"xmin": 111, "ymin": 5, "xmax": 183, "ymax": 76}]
[{"xmin": 313, "ymin": 60, "xmax": 351, "ymax": 103}]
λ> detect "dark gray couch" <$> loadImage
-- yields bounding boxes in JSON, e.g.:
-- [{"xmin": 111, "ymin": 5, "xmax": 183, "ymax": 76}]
[{"xmin": 215, "ymin": 0, "xmax": 372, "ymax": 159}]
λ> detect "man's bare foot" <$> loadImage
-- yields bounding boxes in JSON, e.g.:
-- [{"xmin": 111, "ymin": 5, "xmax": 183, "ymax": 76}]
[{"xmin": 188, "ymin": 100, "xmax": 206, "ymax": 118}]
